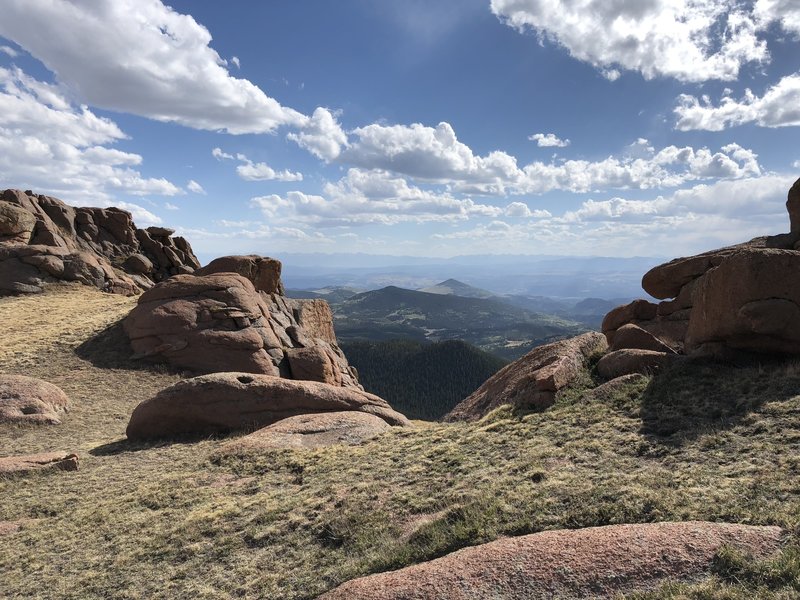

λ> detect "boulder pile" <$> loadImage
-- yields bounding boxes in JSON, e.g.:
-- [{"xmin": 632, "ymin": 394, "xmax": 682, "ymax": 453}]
[
  {"xmin": 0, "ymin": 188, "xmax": 199, "ymax": 296},
  {"xmin": 603, "ymin": 177, "xmax": 800, "ymax": 359},
  {"xmin": 123, "ymin": 255, "xmax": 361, "ymax": 387}
]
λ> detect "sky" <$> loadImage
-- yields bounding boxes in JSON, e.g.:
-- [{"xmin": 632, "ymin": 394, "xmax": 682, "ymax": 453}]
[{"xmin": 0, "ymin": 0, "xmax": 799, "ymax": 261}]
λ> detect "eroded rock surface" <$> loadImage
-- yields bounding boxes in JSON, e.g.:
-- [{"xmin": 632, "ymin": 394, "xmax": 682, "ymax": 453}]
[
  {"xmin": 219, "ymin": 411, "xmax": 391, "ymax": 453},
  {"xmin": 0, "ymin": 375, "xmax": 70, "ymax": 425},
  {"xmin": 126, "ymin": 372, "xmax": 410, "ymax": 440},
  {"xmin": 0, "ymin": 188, "xmax": 199, "ymax": 296},
  {"xmin": 444, "ymin": 332, "xmax": 607, "ymax": 422},
  {"xmin": 123, "ymin": 270, "xmax": 360, "ymax": 385},
  {"xmin": 318, "ymin": 522, "xmax": 784, "ymax": 600},
  {"xmin": 601, "ymin": 177, "xmax": 800, "ymax": 360},
  {"xmin": 0, "ymin": 452, "xmax": 79, "ymax": 476}
]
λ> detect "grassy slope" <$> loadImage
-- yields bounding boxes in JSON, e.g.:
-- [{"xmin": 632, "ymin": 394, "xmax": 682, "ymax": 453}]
[{"xmin": 0, "ymin": 286, "xmax": 799, "ymax": 599}]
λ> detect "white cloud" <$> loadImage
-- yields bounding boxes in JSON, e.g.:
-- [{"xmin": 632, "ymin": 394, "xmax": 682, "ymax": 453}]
[
  {"xmin": 674, "ymin": 73, "xmax": 800, "ymax": 131},
  {"xmin": 0, "ymin": 0, "xmax": 305, "ymax": 134},
  {"xmin": 288, "ymin": 107, "xmax": 348, "ymax": 161},
  {"xmin": 250, "ymin": 168, "xmax": 504, "ymax": 226},
  {"xmin": 339, "ymin": 121, "xmax": 762, "ymax": 195},
  {"xmin": 794, "ymin": 160, "xmax": 800, "ymax": 169},
  {"xmin": 0, "ymin": 66, "xmax": 180, "ymax": 203},
  {"xmin": 529, "ymin": 132, "xmax": 570, "ymax": 147},
  {"xmin": 490, "ymin": 0, "xmax": 769, "ymax": 82},
  {"xmin": 187, "ymin": 179, "xmax": 206, "ymax": 194},
  {"xmin": 504, "ymin": 201, "xmax": 551, "ymax": 218},
  {"xmin": 164, "ymin": 202, "xmax": 179, "ymax": 210},
  {"xmin": 754, "ymin": 0, "xmax": 800, "ymax": 37},
  {"xmin": 212, "ymin": 147, "xmax": 302, "ymax": 182},
  {"xmin": 0, "ymin": 45, "xmax": 18, "ymax": 57},
  {"xmin": 211, "ymin": 147, "xmax": 234, "ymax": 161},
  {"xmin": 561, "ymin": 174, "xmax": 792, "ymax": 224},
  {"xmin": 230, "ymin": 56, "xmax": 240, "ymax": 68},
  {"xmin": 341, "ymin": 121, "xmax": 523, "ymax": 194}
]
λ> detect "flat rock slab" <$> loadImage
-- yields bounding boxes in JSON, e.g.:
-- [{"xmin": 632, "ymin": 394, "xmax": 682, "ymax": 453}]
[
  {"xmin": 220, "ymin": 411, "xmax": 391, "ymax": 453},
  {"xmin": 318, "ymin": 522, "xmax": 784, "ymax": 600},
  {"xmin": 126, "ymin": 372, "xmax": 410, "ymax": 440},
  {"xmin": 0, "ymin": 374, "xmax": 70, "ymax": 425},
  {"xmin": 445, "ymin": 332, "xmax": 607, "ymax": 422},
  {"xmin": 0, "ymin": 452, "xmax": 78, "ymax": 476}
]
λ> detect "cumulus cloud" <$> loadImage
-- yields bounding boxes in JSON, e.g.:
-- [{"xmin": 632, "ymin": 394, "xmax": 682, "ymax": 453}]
[
  {"xmin": 287, "ymin": 107, "xmax": 348, "ymax": 161},
  {"xmin": 212, "ymin": 147, "xmax": 302, "ymax": 182},
  {"xmin": 674, "ymin": 73, "xmax": 800, "ymax": 130},
  {"xmin": 0, "ymin": 66, "xmax": 180, "ymax": 203},
  {"xmin": 250, "ymin": 168, "xmax": 503, "ymax": 226},
  {"xmin": 187, "ymin": 179, "xmax": 206, "ymax": 194},
  {"xmin": 754, "ymin": 0, "xmax": 800, "ymax": 37},
  {"xmin": 339, "ymin": 120, "xmax": 761, "ymax": 195},
  {"xmin": 490, "ymin": 0, "xmax": 768, "ymax": 82},
  {"xmin": 561, "ymin": 174, "xmax": 791, "ymax": 224},
  {"xmin": 504, "ymin": 201, "xmax": 551, "ymax": 218},
  {"xmin": 0, "ymin": 0, "xmax": 305, "ymax": 134},
  {"xmin": 529, "ymin": 132, "xmax": 570, "ymax": 147},
  {"xmin": 0, "ymin": 45, "xmax": 18, "ymax": 57}
]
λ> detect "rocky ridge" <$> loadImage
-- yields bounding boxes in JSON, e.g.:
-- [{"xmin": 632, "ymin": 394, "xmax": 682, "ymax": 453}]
[
  {"xmin": 0, "ymin": 188, "xmax": 200, "ymax": 296},
  {"xmin": 123, "ymin": 255, "xmax": 361, "ymax": 387},
  {"xmin": 602, "ymin": 177, "xmax": 800, "ymax": 359}
]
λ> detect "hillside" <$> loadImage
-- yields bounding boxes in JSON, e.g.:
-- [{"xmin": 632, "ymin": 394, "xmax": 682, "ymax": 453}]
[
  {"xmin": 1, "ymin": 286, "xmax": 799, "ymax": 599},
  {"xmin": 333, "ymin": 285, "xmax": 587, "ymax": 360},
  {"xmin": 417, "ymin": 279, "xmax": 495, "ymax": 299},
  {"xmin": 340, "ymin": 339, "xmax": 508, "ymax": 420}
]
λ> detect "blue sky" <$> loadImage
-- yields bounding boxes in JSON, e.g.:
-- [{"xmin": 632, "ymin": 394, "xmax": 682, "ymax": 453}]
[{"xmin": 0, "ymin": 0, "xmax": 798, "ymax": 260}]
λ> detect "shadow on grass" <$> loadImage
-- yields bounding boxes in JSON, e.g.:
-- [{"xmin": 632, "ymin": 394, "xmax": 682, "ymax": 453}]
[
  {"xmin": 75, "ymin": 319, "xmax": 183, "ymax": 375},
  {"xmin": 90, "ymin": 433, "xmax": 223, "ymax": 456},
  {"xmin": 638, "ymin": 355, "xmax": 800, "ymax": 443}
]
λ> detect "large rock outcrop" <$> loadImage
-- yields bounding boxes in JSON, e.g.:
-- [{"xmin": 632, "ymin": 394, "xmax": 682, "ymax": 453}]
[
  {"xmin": 123, "ymin": 260, "xmax": 360, "ymax": 386},
  {"xmin": 0, "ymin": 188, "xmax": 199, "ymax": 296},
  {"xmin": 445, "ymin": 332, "xmax": 607, "ymax": 422},
  {"xmin": 0, "ymin": 375, "xmax": 70, "ymax": 425},
  {"xmin": 126, "ymin": 373, "xmax": 410, "ymax": 440},
  {"xmin": 602, "ymin": 177, "xmax": 800, "ymax": 359},
  {"xmin": 319, "ymin": 522, "xmax": 784, "ymax": 600}
]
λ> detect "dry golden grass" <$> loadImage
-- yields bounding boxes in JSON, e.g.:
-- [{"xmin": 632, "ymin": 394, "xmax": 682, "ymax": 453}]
[{"xmin": 0, "ymin": 285, "xmax": 798, "ymax": 599}]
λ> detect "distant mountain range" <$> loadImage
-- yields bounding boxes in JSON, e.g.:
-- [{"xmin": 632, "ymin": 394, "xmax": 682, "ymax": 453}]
[
  {"xmin": 276, "ymin": 253, "xmax": 662, "ymax": 299},
  {"xmin": 328, "ymin": 284, "xmax": 588, "ymax": 361}
]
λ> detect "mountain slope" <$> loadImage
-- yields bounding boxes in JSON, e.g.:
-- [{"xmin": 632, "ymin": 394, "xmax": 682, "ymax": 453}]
[
  {"xmin": 418, "ymin": 279, "xmax": 495, "ymax": 299},
  {"xmin": 333, "ymin": 286, "xmax": 588, "ymax": 359},
  {"xmin": 341, "ymin": 339, "xmax": 508, "ymax": 420}
]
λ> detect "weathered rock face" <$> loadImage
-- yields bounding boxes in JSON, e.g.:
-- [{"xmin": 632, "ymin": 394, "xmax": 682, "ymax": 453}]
[
  {"xmin": 219, "ymin": 411, "xmax": 391, "ymax": 453},
  {"xmin": 0, "ymin": 375, "xmax": 70, "ymax": 425},
  {"xmin": 126, "ymin": 373, "xmax": 410, "ymax": 440},
  {"xmin": 196, "ymin": 255, "xmax": 284, "ymax": 295},
  {"xmin": 444, "ymin": 332, "xmax": 607, "ymax": 422},
  {"xmin": 596, "ymin": 349, "xmax": 676, "ymax": 380},
  {"xmin": 318, "ymin": 522, "xmax": 783, "ymax": 600},
  {"xmin": 601, "ymin": 178, "xmax": 800, "ymax": 359},
  {"xmin": 123, "ymin": 270, "xmax": 360, "ymax": 386},
  {"xmin": 685, "ymin": 248, "xmax": 800, "ymax": 354},
  {"xmin": 0, "ymin": 452, "xmax": 79, "ymax": 476},
  {"xmin": 0, "ymin": 188, "xmax": 199, "ymax": 296}
]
